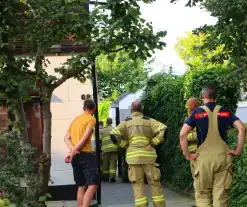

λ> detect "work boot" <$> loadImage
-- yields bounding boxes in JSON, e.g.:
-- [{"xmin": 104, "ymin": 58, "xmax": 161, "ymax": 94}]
[{"xmin": 109, "ymin": 178, "xmax": 116, "ymax": 183}]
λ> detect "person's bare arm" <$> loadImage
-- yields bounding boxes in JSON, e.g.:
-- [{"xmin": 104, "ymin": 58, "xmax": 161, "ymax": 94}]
[
  {"xmin": 73, "ymin": 127, "xmax": 94, "ymax": 152},
  {"xmin": 180, "ymin": 124, "xmax": 191, "ymax": 157},
  {"xmin": 229, "ymin": 120, "xmax": 246, "ymax": 156},
  {"xmin": 64, "ymin": 132, "xmax": 74, "ymax": 152},
  {"xmin": 66, "ymin": 127, "xmax": 94, "ymax": 163},
  {"xmin": 180, "ymin": 123, "xmax": 198, "ymax": 160}
]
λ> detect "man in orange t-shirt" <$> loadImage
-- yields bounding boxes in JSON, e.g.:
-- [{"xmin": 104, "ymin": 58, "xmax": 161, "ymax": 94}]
[{"xmin": 64, "ymin": 99, "xmax": 99, "ymax": 207}]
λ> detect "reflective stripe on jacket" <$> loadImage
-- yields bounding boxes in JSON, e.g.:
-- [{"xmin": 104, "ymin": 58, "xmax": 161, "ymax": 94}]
[
  {"xmin": 110, "ymin": 112, "xmax": 167, "ymax": 165},
  {"xmin": 100, "ymin": 126, "xmax": 117, "ymax": 153},
  {"xmin": 187, "ymin": 129, "xmax": 197, "ymax": 153}
]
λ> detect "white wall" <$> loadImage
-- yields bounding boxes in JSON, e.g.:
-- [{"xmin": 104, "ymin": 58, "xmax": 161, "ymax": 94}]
[
  {"xmin": 42, "ymin": 56, "xmax": 93, "ymax": 186},
  {"xmin": 108, "ymin": 90, "xmax": 144, "ymax": 124},
  {"xmin": 118, "ymin": 90, "xmax": 143, "ymax": 110},
  {"xmin": 118, "ymin": 90, "xmax": 143, "ymax": 121},
  {"xmin": 236, "ymin": 101, "xmax": 247, "ymax": 123},
  {"xmin": 109, "ymin": 107, "xmax": 117, "ymax": 127}
]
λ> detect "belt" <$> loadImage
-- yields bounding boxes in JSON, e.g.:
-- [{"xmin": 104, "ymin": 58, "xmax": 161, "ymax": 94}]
[{"xmin": 79, "ymin": 151, "xmax": 95, "ymax": 155}]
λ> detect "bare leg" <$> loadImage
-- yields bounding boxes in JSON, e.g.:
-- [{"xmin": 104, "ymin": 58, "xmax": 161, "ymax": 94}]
[
  {"xmin": 77, "ymin": 186, "xmax": 86, "ymax": 207},
  {"xmin": 82, "ymin": 185, "xmax": 98, "ymax": 207}
]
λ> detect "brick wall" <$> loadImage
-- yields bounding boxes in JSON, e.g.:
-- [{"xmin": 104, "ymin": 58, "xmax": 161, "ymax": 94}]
[
  {"xmin": 0, "ymin": 102, "xmax": 8, "ymax": 130},
  {"xmin": 24, "ymin": 98, "xmax": 43, "ymax": 152},
  {"xmin": 0, "ymin": 98, "xmax": 43, "ymax": 154}
]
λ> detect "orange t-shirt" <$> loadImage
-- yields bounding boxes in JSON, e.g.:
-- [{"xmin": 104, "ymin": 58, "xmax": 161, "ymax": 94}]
[{"xmin": 68, "ymin": 112, "xmax": 96, "ymax": 152}]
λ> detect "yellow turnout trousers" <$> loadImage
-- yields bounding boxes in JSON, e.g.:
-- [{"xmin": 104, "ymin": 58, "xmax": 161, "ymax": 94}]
[
  {"xmin": 128, "ymin": 164, "xmax": 165, "ymax": 207},
  {"xmin": 102, "ymin": 151, "xmax": 118, "ymax": 179},
  {"xmin": 192, "ymin": 106, "xmax": 233, "ymax": 207}
]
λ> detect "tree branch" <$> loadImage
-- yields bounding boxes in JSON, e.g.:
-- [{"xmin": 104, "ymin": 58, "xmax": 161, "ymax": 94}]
[
  {"xmin": 23, "ymin": 1, "xmax": 37, "ymax": 17},
  {"xmin": 106, "ymin": 46, "xmax": 128, "ymax": 54},
  {"xmin": 51, "ymin": 63, "xmax": 90, "ymax": 90}
]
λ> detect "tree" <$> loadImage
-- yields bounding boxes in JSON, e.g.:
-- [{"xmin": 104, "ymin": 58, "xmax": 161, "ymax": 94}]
[
  {"xmin": 97, "ymin": 51, "xmax": 150, "ymax": 98},
  {"xmin": 175, "ymin": 32, "xmax": 227, "ymax": 69},
  {"xmin": 175, "ymin": 32, "xmax": 232, "ymax": 70},
  {"xmin": 98, "ymin": 91, "xmax": 119, "ymax": 124},
  {"xmin": 198, "ymin": 0, "xmax": 247, "ymax": 74},
  {"xmin": 170, "ymin": 0, "xmax": 203, "ymax": 7},
  {"xmin": 172, "ymin": 0, "xmax": 247, "ymax": 92},
  {"xmin": 0, "ymin": 0, "xmax": 166, "ymax": 204},
  {"xmin": 172, "ymin": 0, "xmax": 247, "ymax": 80}
]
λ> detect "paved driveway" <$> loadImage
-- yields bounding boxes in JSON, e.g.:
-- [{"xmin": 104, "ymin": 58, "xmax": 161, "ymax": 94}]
[{"xmin": 48, "ymin": 181, "xmax": 195, "ymax": 207}]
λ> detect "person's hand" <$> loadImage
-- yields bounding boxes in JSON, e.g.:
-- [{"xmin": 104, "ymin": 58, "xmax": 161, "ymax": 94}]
[
  {"xmin": 228, "ymin": 149, "xmax": 241, "ymax": 157},
  {"xmin": 65, "ymin": 149, "xmax": 80, "ymax": 163},
  {"xmin": 185, "ymin": 153, "xmax": 198, "ymax": 161}
]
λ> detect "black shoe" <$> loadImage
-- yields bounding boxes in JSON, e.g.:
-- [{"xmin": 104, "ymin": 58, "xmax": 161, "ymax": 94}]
[
  {"xmin": 109, "ymin": 178, "xmax": 116, "ymax": 183},
  {"xmin": 191, "ymin": 205, "xmax": 197, "ymax": 207}
]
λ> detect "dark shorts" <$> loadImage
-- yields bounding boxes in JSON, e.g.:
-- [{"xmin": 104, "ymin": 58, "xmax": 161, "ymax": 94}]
[{"xmin": 71, "ymin": 152, "xmax": 100, "ymax": 186}]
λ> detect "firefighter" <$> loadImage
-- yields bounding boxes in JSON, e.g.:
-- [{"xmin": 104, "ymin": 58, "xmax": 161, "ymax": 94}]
[
  {"xmin": 110, "ymin": 101, "xmax": 167, "ymax": 207},
  {"xmin": 186, "ymin": 97, "xmax": 200, "ymax": 175},
  {"xmin": 180, "ymin": 97, "xmax": 200, "ymax": 157},
  {"xmin": 99, "ymin": 121, "xmax": 104, "ymax": 129},
  {"xmin": 100, "ymin": 118, "xmax": 118, "ymax": 182},
  {"xmin": 180, "ymin": 83, "xmax": 246, "ymax": 207},
  {"xmin": 185, "ymin": 97, "xmax": 200, "ymax": 207}
]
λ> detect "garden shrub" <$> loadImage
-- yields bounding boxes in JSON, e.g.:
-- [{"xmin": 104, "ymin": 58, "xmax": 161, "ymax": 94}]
[
  {"xmin": 0, "ymin": 130, "xmax": 42, "ymax": 206},
  {"xmin": 184, "ymin": 66, "xmax": 240, "ymax": 112},
  {"xmin": 141, "ymin": 72, "xmax": 191, "ymax": 190},
  {"xmin": 228, "ymin": 128, "xmax": 247, "ymax": 207},
  {"xmin": 0, "ymin": 198, "xmax": 9, "ymax": 207}
]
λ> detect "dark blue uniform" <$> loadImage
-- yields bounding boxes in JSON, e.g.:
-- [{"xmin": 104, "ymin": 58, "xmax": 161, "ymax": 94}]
[{"xmin": 185, "ymin": 102, "xmax": 239, "ymax": 147}]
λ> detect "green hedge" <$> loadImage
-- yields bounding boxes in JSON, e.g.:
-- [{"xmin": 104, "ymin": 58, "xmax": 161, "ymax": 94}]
[
  {"xmin": 228, "ymin": 127, "xmax": 247, "ymax": 207},
  {"xmin": 184, "ymin": 66, "xmax": 240, "ymax": 112},
  {"xmin": 142, "ymin": 72, "xmax": 191, "ymax": 190},
  {"xmin": 141, "ymin": 67, "xmax": 246, "ymax": 206}
]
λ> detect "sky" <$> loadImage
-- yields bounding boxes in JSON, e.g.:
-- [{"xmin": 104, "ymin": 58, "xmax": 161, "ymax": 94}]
[{"xmin": 139, "ymin": 0, "xmax": 217, "ymax": 75}]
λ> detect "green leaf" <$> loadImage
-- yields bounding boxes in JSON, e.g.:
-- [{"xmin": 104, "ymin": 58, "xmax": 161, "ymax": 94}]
[
  {"xmin": 39, "ymin": 196, "xmax": 46, "ymax": 202},
  {"xmin": 45, "ymin": 193, "xmax": 52, "ymax": 198}
]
